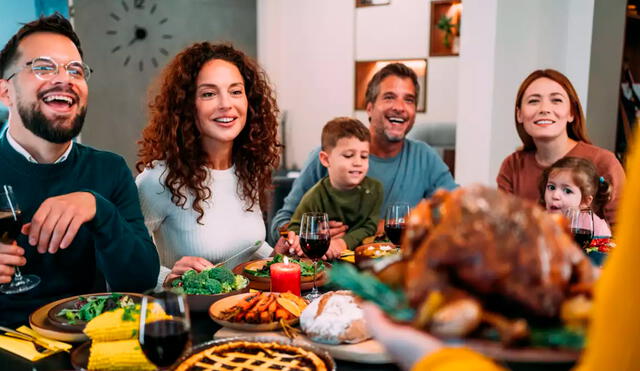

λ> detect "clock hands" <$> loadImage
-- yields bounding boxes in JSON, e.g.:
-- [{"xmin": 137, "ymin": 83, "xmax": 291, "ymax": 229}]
[{"xmin": 128, "ymin": 26, "xmax": 148, "ymax": 46}]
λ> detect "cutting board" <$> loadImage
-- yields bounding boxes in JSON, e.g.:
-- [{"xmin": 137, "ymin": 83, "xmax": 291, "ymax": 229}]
[{"xmin": 215, "ymin": 327, "xmax": 392, "ymax": 364}]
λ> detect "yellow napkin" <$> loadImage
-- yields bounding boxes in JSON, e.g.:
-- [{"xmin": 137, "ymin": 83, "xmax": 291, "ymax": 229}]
[
  {"xmin": 0, "ymin": 326, "xmax": 71, "ymax": 361},
  {"xmin": 340, "ymin": 250, "xmax": 355, "ymax": 263}
]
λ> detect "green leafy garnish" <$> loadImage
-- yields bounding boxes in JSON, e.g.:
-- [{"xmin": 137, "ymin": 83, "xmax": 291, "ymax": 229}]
[
  {"xmin": 244, "ymin": 254, "xmax": 324, "ymax": 278},
  {"xmin": 57, "ymin": 293, "xmax": 135, "ymax": 324},
  {"xmin": 329, "ymin": 262, "xmax": 414, "ymax": 321},
  {"xmin": 171, "ymin": 266, "xmax": 248, "ymax": 295}
]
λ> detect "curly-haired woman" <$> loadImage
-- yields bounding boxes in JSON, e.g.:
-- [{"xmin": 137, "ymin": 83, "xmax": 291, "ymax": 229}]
[{"xmin": 136, "ymin": 42, "xmax": 294, "ymax": 288}]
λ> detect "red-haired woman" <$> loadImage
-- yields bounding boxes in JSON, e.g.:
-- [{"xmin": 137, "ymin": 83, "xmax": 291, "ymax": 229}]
[
  {"xmin": 497, "ymin": 69, "xmax": 625, "ymax": 225},
  {"xmin": 136, "ymin": 43, "xmax": 293, "ymax": 287}
]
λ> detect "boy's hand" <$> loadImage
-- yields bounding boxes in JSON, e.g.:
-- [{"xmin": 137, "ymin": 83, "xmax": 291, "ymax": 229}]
[
  {"xmin": 323, "ymin": 238, "xmax": 347, "ymax": 260},
  {"xmin": 329, "ymin": 220, "xmax": 348, "ymax": 239},
  {"xmin": 274, "ymin": 231, "xmax": 302, "ymax": 256}
]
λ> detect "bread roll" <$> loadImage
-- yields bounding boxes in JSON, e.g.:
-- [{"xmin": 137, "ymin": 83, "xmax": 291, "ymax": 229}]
[{"xmin": 300, "ymin": 290, "xmax": 371, "ymax": 345}]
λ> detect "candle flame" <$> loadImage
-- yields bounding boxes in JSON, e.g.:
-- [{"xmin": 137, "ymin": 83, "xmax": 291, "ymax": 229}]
[{"xmin": 284, "ymin": 256, "xmax": 289, "ymax": 264}]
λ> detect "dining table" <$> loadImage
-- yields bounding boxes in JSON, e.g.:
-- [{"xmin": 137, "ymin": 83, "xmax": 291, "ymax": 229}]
[
  {"xmin": 0, "ymin": 309, "xmax": 402, "ymax": 371},
  {"xmin": 0, "ymin": 309, "xmax": 579, "ymax": 371}
]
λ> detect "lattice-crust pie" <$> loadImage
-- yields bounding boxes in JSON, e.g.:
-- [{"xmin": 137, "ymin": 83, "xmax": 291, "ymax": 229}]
[{"xmin": 174, "ymin": 340, "xmax": 328, "ymax": 371}]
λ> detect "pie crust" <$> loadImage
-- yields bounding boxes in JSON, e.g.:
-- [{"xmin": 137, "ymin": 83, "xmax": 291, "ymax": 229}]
[{"xmin": 173, "ymin": 340, "xmax": 328, "ymax": 371}]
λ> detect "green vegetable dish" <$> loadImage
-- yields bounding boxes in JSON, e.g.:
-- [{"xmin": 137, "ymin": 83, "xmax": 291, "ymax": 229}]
[
  {"xmin": 57, "ymin": 293, "xmax": 135, "ymax": 324},
  {"xmin": 172, "ymin": 266, "xmax": 248, "ymax": 295},
  {"xmin": 244, "ymin": 254, "xmax": 325, "ymax": 278}
]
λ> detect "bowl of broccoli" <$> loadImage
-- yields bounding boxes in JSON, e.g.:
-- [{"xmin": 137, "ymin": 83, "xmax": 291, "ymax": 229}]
[{"xmin": 171, "ymin": 266, "xmax": 250, "ymax": 311}]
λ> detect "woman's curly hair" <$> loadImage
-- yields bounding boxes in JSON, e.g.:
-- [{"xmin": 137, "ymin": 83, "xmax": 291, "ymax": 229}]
[{"xmin": 136, "ymin": 42, "xmax": 280, "ymax": 223}]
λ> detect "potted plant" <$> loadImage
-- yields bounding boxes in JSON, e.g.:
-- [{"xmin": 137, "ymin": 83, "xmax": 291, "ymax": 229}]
[{"xmin": 436, "ymin": 14, "xmax": 460, "ymax": 53}]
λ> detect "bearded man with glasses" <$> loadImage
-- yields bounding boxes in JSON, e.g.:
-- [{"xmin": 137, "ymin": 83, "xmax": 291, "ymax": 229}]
[{"xmin": 0, "ymin": 14, "xmax": 159, "ymax": 326}]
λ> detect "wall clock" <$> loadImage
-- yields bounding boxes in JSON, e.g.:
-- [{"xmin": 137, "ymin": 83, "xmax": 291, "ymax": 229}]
[{"xmin": 105, "ymin": 0, "xmax": 173, "ymax": 71}]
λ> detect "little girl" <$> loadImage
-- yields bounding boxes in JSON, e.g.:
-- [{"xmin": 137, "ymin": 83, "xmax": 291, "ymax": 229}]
[{"xmin": 539, "ymin": 157, "xmax": 612, "ymax": 237}]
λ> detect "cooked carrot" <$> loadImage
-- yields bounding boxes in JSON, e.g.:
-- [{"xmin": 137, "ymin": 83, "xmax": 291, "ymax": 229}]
[
  {"xmin": 260, "ymin": 311, "xmax": 271, "ymax": 323},
  {"xmin": 275, "ymin": 308, "xmax": 290, "ymax": 321},
  {"xmin": 267, "ymin": 300, "xmax": 278, "ymax": 315}
]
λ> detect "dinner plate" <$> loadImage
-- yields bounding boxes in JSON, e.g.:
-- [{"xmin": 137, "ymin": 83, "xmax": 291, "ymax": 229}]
[
  {"xmin": 172, "ymin": 336, "xmax": 336, "ymax": 371},
  {"xmin": 208, "ymin": 293, "xmax": 299, "ymax": 331},
  {"xmin": 215, "ymin": 327, "xmax": 392, "ymax": 364},
  {"xmin": 233, "ymin": 259, "xmax": 329, "ymax": 291},
  {"xmin": 47, "ymin": 293, "xmax": 143, "ymax": 332},
  {"xmin": 462, "ymin": 338, "xmax": 581, "ymax": 363},
  {"xmin": 70, "ymin": 341, "xmax": 90, "ymax": 370},
  {"xmin": 30, "ymin": 297, "xmax": 88, "ymax": 343},
  {"xmin": 186, "ymin": 285, "xmax": 250, "ymax": 312},
  {"xmin": 29, "ymin": 292, "xmax": 144, "ymax": 342}
]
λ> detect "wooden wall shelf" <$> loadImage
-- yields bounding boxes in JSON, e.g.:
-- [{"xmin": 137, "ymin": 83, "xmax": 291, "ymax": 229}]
[{"xmin": 430, "ymin": 0, "xmax": 462, "ymax": 57}]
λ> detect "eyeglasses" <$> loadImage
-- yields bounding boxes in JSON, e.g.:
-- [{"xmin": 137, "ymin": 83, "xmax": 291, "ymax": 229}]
[{"xmin": 5, "ymin": 56, "xmax": 92, "ymax": 82}]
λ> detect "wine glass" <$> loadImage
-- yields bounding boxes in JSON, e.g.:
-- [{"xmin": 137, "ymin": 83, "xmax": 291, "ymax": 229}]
[
  {"xmin": 564, "ymin": 208, "xmax": 595, "ymax": 250},
  {"xmin": 139, "ymin": 289, "xmax": 191, "ymax": 369},
  {"xmin": 299, "ymin": 212, "xmax": 330, "ymax": 301},
  {"xmin": 0, "ymin": 185, "xmax": 40, "ymax": 294},
  {"xmin": 385, "ymin": 202, "xmax": 410, "ymax": 246}
]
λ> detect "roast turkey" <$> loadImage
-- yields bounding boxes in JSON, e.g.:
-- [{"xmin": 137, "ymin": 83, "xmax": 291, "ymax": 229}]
[{"xmin": 400, "ymin": 185, "xmax": 597, "ymax": 343}]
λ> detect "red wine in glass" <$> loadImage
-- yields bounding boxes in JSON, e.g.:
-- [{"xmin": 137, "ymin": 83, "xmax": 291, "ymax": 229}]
[
  {"xmin": 0, "ymin": 209, "xmax": 22, "ymax": 244},
  {"xmin": 140, "ymin": 319, "xmax": 189, "ymax": 368},
  {"xmin": 572, "ymin": 228, "xmax": 593, "ymax": 249},
  {"xmin": 139, "ymin": 289, "xmax": 190, "ymax": 369},
  {"xmin": 299, "ymin": 237, "xmax": 330, "ymax": 259},
  {"xmin": 385, "ymin": 203, "xmax": 410, "ymax": 246},
  {"xmin": 384, "ymin": 223, "xmax": 405, "ymax": 245},
  {"xmin": 0, "ymin": 185, "xmax": 40, "ymax": 294},
  {"xmin": 299, "ymin": 212, "xmax": 330, "ymax": 301}
]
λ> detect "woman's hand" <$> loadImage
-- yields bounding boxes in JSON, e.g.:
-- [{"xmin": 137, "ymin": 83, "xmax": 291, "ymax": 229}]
[
  {"xmin": 164, "ymin": 256, "xmax": 214, "ymax": 286},
  {"xmin": 362, "ymin": 303, "xmax": 444, "ymax": 371}
]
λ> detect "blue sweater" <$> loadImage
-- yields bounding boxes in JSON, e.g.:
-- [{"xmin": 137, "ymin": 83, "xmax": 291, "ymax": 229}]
[
  {"xmin": 0, "ymin": 135, "xmax": 159, "ymax": 325},
  {"xmin": 270, "ymin": 138, "xmax": 457, "ymax": 242}
]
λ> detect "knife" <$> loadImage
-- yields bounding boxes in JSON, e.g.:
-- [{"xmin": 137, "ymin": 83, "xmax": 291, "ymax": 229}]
[
  {"xmin": 0, "ymin": 326, "xmax": 57, "ymax": 352},
  {"xmin": 212, "ymin": 240, "xmax": 263, "ymax": 269}
]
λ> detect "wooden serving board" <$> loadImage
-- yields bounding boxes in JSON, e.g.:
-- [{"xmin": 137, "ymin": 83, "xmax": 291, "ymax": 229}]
[{"xmin": 214, "ymin": 327, "xmax": 392, "ymax": 364}]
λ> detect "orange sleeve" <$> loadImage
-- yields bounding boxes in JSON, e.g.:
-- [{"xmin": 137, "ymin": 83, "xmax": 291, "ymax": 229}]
[
  {"xmin": 574, "ymin": 133, "xmax": 640, "ymax": 370},
  {"xmin": 496, "ymin": 155, "xmax": 515, "ymax": 194},
  {"xmin": 411, "ymin": 348, "xmax": 505, "ymax": 371}
]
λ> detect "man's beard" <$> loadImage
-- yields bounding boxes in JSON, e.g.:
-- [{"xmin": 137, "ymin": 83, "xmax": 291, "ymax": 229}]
[
  {"xmin": 18, "ymin": 102, "xmax": 86, "ymax": 144},
  {"xmin": 377, "ymin": 124, "xmax": 406, "ymax": 143}
]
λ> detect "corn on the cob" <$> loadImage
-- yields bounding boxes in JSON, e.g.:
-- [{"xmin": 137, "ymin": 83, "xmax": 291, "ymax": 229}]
[
  {"xmin": 87, "ymin": 339, "xmax": 155, "ymax": 371},
  {"xmin": 84, "ymin": 304, "xmax": 170, "ymax": 342}
]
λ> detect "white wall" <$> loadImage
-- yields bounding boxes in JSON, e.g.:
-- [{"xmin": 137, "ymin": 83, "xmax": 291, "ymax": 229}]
[
  {"xmin": 354, "ymin": 0, "xmax": 459, "ymax": 128},
  {"xmin": 258, "ymin": 0, "xmax": 354, "ymax": 169},
  {"xmin": 259, "ymin": 0, "xmax": 459, "ymax": 169},
  {"xmin": 456, "ymin": 0, "xmax": 599, "ymax": 186}
]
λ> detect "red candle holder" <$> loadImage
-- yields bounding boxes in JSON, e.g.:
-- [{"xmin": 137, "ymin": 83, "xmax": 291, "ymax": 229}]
[{"xmin": 270, "ymin": 259, "xmax": 301, "ymax": 296}]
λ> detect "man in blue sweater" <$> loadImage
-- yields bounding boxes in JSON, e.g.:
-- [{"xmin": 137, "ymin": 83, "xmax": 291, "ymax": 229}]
[
  {"xmin": 0, "ymin": 14, "xmax": 159, "ymax": 325},
  {"xmin": 270, "ymin": 63, "xmax": 457, "ymax": 243}
]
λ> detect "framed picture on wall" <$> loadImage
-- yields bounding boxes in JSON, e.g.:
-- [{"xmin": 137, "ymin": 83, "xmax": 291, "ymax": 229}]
[
  {"xmin": 355, "ymin": 59, "xmax": 428, "ymax": 112},
  {"xmin": 430, "ymin": 0, "xmax": 462, "ymax": 56},
  {"xmin": 355, "ymin": 0, "xmax": 391, "ymax": 7}
]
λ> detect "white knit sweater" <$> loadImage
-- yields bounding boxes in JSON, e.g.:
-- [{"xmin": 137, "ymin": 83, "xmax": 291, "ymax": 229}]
[{"xmin": 136, "ymin": 162, "xmax": 273, "ymax": 288}]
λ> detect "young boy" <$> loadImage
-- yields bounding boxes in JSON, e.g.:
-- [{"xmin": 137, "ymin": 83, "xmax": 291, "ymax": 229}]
[{"xmin": 288, "ymin": 117, "xmax": 383, "ymax": 259}]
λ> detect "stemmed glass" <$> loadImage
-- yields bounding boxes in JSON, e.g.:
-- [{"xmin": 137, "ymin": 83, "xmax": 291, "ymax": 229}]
[
  {"xmin": 0, "ymin": 185, "xmax": 40, "ymax": 294},
  {"xmin": 385, "ymin": 202, "xmax": 410, "ymax": 246},
  {"xmin": 564, "ymin": 208, "xmax": 595, "ymax": 250},
  {"xmin": 299, "ymin": 212, "xmax": 330, "ymax": 301},
  {"xmin": 139, "ymin": 289, "xmax": 191, "ymax": 370}
]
